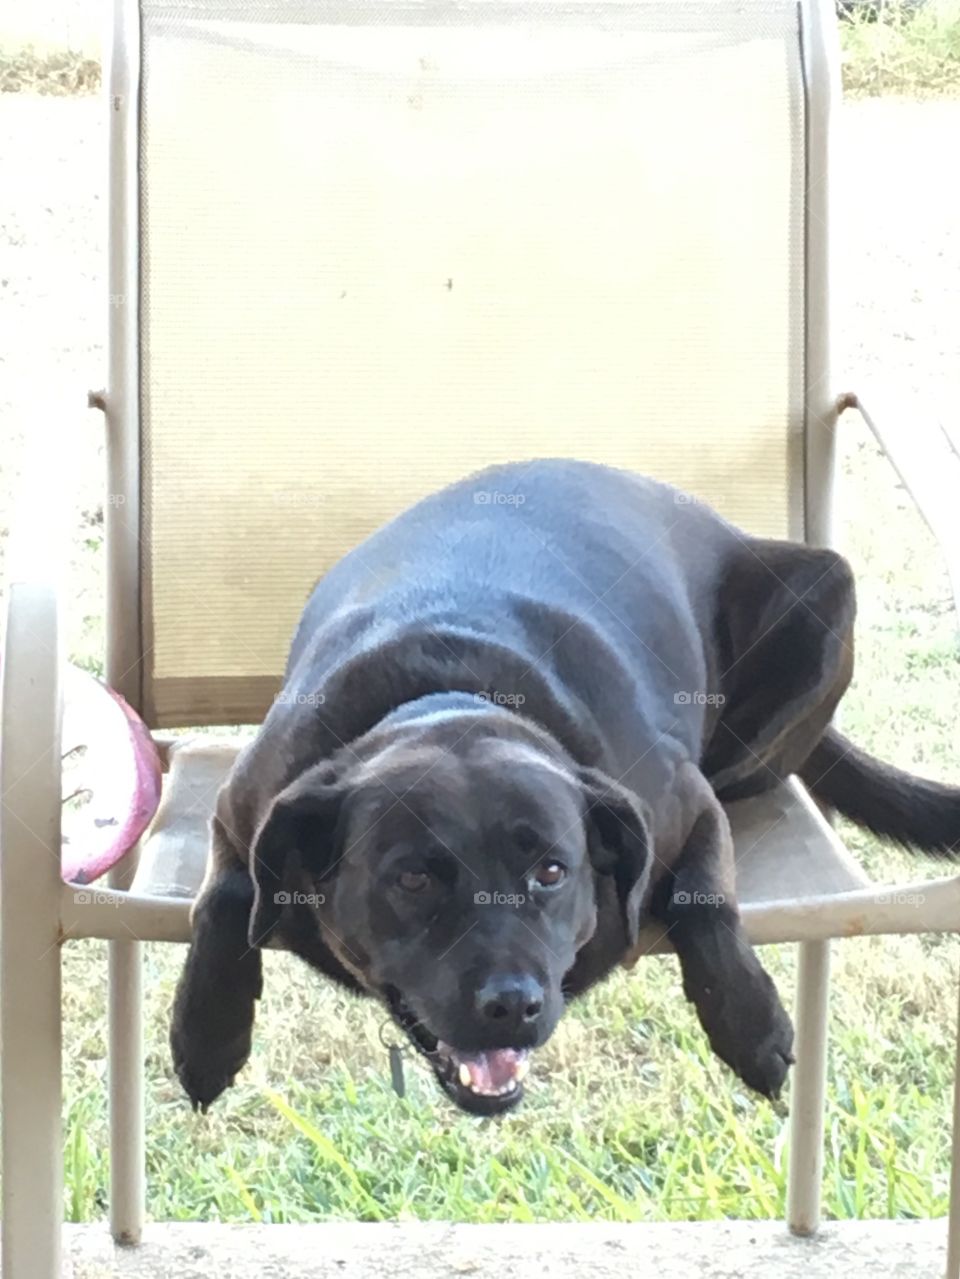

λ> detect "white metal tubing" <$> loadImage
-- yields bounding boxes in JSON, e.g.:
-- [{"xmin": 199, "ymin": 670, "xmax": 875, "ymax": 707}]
[
  {"xmin": 63, "ymin": 883, "xmax": 193, "ymax": 943},
  {"xmin": 103, "ymin": 0, "xmax": 147, "ymax": 1245},
  {"xmin": 1, "ymin": 583, "xmax": 64, "ymax": 1279},
  {"xmin": 741, "ymin": 875, "xmax": 960, "ymax": 946},
  {"xmin": 635, "ymin": 876, "xmax": 960, "ymax": 958},
  {"xmin": 108, "ymin": 940, "xmax": 145, "ymax": 1243},
  {"xmin": 801, "ymin": 0, "xmax": 842, "ymax": 551},
  {"xmin": 851, "ymin": 394, "xmax": 960, "ymax": 617},
  {"xmin": 105, "ymin": 0, "xmax": 144, "ymax": 711},
  {"xmin": 792, "ymin": 3, "xmax": 841, "ymax": 1238},
  {"xmin": 108, "ymin": 854, "xmax": 145, "ymax": 1245},
  {"xmin": 61, "ymin": 872, "xmax": 960, "ymax": 948},
  {"xmin": 947, "ymin": 972, "xmax": 960, "ymax": 1279},
  {"xmin": 787, "ymin": 940, "xmax": 831, "ymax": 1235}
]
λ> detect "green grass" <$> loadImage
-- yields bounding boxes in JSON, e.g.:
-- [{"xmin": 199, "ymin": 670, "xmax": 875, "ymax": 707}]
[
  {"xmin": 841, "ymin": 0, "xmax": 960, "ymax": 97},
  {"xmin": 58, "ymin": 936, "xmax": 956, "ymax": 1224},
  {"xmin": 48, "ymin": 418, "xmax": 960, "ymax": 1227}
]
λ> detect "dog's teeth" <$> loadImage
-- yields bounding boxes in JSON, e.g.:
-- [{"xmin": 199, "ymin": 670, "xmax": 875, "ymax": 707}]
[{"xmin": 454, "ymin": 1053, "xmax": 528, "ymax": 1097}]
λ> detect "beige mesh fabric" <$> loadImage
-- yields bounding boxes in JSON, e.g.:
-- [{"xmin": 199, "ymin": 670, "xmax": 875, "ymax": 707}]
[{"xmin": 136, "ymin": 0, "xmax": 807, "ymax": 727}]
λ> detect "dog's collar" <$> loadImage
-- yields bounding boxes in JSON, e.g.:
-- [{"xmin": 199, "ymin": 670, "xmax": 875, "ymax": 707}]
[{"xmin": 378, "ymin": 690, "xmax": 500, "ymax": 728}]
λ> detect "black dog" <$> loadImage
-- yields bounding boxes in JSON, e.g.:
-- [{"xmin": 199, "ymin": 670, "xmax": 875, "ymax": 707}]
[{"xmin": 171, "ymin": 459, "xmax": 959, "ymax": 1116}]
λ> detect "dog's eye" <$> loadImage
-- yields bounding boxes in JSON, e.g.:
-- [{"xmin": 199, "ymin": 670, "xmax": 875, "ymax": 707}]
[
  {"xmin": 533, "ymin": 860, "xmax": 566, "ymax": 887},
  {"xmin": 398, "ymin": 869, "xmax": 430, "ymax": 894}
]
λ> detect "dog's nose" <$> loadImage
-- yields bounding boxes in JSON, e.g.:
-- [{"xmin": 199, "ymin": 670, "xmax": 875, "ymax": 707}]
[{"xmin": 476, "ymin": 974, "xmax": 544, "ymax": 1030}]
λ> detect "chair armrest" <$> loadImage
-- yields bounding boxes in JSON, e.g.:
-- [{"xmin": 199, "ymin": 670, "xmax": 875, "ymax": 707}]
[
  {"xmin": 840, "ymin": 390, "xmax": 960, "ymax": 616},
  {"xmin": 742, "ymin": 874, "xmax": 960, "ymax": 945},
  {"xmin": 1, "ymin": 517, "xmax": 65, "ymax": 940},
  {"xmin": 59, "ymin": 884, "xmax": 193, "ymax": 943}
]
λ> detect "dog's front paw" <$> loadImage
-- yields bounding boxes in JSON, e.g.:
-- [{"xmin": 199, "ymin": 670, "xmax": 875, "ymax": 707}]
[
  {"xmin": 691, "ymin": 964, "xmax": 795, "ymax": 1100},
  {"xmin": 730, "ymin": 994, "xmax": 794, "ymax": 1099},
  {"xmin": 170, "ymin": 1023, "xmax": 251, "ymax": 1113}
]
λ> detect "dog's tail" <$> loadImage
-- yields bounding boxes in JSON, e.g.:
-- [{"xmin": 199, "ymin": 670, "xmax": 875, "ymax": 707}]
[{"xmin": 801, "ymin": 727, "xmax": 960, "ymax": 856}]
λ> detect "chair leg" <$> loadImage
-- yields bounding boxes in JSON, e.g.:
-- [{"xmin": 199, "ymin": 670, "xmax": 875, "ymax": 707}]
[
  {"xmin": 945, "ymin": 976, "xmax": 960, "ymax": 1279},
  {"xmin": 0, "ymin": 776, "xmax": 64, "ymax": 1276},
  {"xmin": 787, "ymin": 939, "xmax": 831, "ymax": 1236},
  {"xmin": 0, "ymin": 906, "xmax": 63, "ymax": 1278},
  {"xmin": 108, "ymin": 858, "xmax": 145, "ymax": 1246},
  {"xmin": 1, "ymin": 585, "xmax": 64, "ymax": 1278}
]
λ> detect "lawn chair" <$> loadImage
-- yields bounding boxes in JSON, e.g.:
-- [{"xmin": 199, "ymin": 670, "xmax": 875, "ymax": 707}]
[{"xmin": 2, "ymin": 0, "xmax": 959, "ymax": 1274}]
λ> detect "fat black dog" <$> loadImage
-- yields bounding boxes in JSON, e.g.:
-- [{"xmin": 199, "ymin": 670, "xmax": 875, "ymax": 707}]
[{"xmin": 171, "ymin": 459, "xmax": 960, "ymax": 1116}]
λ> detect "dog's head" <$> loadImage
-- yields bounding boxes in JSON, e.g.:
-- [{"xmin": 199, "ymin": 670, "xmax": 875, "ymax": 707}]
[{"xmin": 247, "ymin": 711, "xmax": 652, "ymax": 1114}]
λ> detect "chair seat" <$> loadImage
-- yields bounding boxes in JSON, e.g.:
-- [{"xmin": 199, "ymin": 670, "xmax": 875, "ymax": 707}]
[
  {"xmin": 726, "ymin": 777, "xmax": 870, "ymax": 903},
  {"xmin": 132, "ymin": 738, "xmax": 240, "ymax": 899},
  {"xmin": 133, "ymin": 740, "xmax": 871, "ymax": 908}
]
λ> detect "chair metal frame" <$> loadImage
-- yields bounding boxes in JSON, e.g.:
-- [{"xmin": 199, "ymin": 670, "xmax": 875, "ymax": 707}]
[{"xmin": 2, "ymin": 0, "xmax": 960, "ymax": 1274}]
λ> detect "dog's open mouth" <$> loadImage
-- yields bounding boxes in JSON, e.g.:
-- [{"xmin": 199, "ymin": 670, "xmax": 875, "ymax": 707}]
[
  {"xmin": 386, "ymin": 988, "xmax": 530, "ymax": 1115},
  {"xmin": 437, "ymin": 1041, "xmax": 530, "ymax": 1099}
]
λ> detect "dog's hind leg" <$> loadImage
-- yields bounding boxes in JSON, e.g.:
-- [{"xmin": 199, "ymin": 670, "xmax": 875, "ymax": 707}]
[
  {"xmin": 703, "ymin": 540, "xmax": 856, "ymax": 802},
  {"xmin": 652, "ymin": 770, "xmax": 794, "ymax": 1098},
  {"xmin": 170, "ymin": 827, "xmax": 263, "ymax": 1111}
]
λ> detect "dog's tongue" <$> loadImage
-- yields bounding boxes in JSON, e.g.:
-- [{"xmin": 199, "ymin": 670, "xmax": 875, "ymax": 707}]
[{"xmin": 440, "ymin": 1044, "xmax": 530, "ymax": 1096}]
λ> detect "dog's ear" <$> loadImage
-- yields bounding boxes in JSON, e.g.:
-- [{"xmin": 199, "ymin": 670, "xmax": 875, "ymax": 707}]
[
  {"xmin": 578, "ymin": 767, "xmax": 653, "ymax": 947},
  {"xmin": 247, "ymin": 763, "xmax": 347, "ymax": 946}
]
